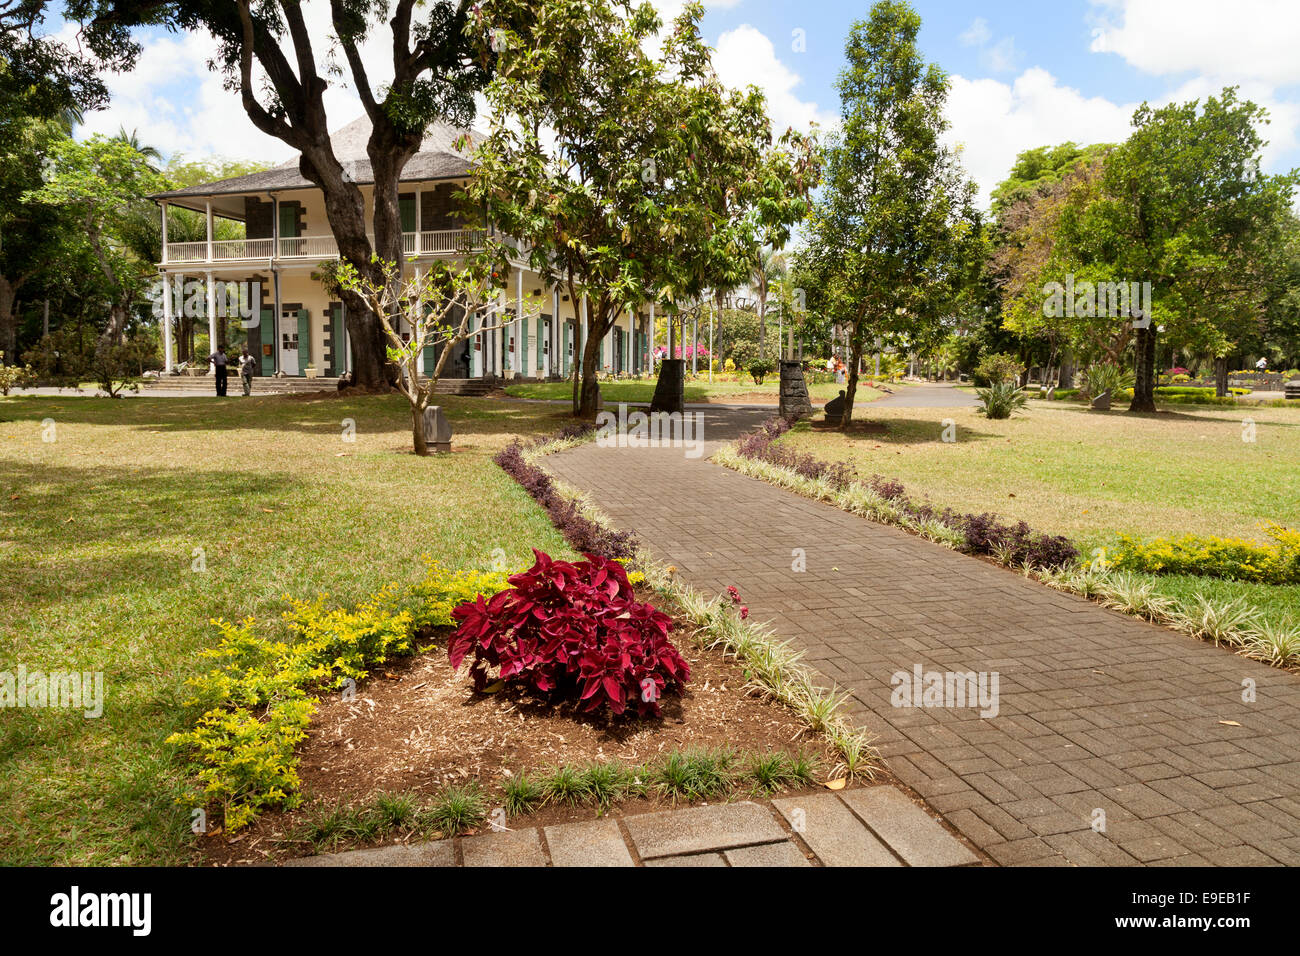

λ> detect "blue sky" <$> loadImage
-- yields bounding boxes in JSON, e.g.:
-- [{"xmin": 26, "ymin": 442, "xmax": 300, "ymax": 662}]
[{"xmin": 62, "ymin": 0, "xmax": 1300, "ymax": 209}]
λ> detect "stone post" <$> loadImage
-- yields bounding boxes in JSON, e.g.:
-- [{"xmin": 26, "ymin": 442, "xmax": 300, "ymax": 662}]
[{"xmin": 778, "ymin": 359, "xmax": 812, "ymax": 421}]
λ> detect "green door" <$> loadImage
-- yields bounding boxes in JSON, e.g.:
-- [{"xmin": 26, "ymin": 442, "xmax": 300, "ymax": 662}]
[
  {"xmin": 259, "ymin": 306, "xmax": 275, "ymax": 375},
  {"xmin": 297, "ymin": 308, "xmax": 311, "ymax": 376}
]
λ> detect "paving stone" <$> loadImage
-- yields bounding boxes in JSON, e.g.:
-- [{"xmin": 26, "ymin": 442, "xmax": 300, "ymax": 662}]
[
  {"xmin": 542, "ymin": 411, "xmax": 1300, "ymax": 867},
  {"xmin": 543, "ymin": 818, "xmax": 635, "ymax": 867},
  {"xmin": 840, "ymin": 786, "xmax": 978, "ymax": 867},
  {"xmin": 772, "ymin": 791, "xmax": 900, "ymax": 867},
  {"xmin": 623, "ymin": 801, "xmax": 785, "ymax": 859},
  {"xmin": 284, "ymin": 839, "xmax": 456, "ymax": 867},
  {"xmin": 724, "ymin": 840, "xmax": 812, "ymax": 867},
  {"xmin": 460, "ymin": 827, "xmax": 548, "ymax": 867},
  {"xmin": 644, "ymin": 852, "xmax": 728, "ymax": 867}
]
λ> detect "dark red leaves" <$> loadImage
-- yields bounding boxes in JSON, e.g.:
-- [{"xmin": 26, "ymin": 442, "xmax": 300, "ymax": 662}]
[{"xmin": 450, "ymin": 550, "xmax": 690, "ymax": 718}]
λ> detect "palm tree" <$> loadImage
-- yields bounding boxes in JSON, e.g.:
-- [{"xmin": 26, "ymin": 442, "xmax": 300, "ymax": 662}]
[
  {"xmin": 751, "ymin": 244, "xmax": 786, "ymax": 360},
  {"xmin": 114, "ymin": 127, "xmax": 163, "ymax": 166}
]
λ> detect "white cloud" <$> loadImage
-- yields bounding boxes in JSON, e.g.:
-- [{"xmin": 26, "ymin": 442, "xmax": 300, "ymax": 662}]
[
  {"xmin": 71, "ymin": 1, "xmax": 400, "ymax": 165},
  {"xmin": 944, "ymin": 68, "xmax": 1138, "ymax": 209},
  {"xmin": 1089, "ymin": 0, "xmax": 1300, "ymax": 85},
  {"xmin": 713, "ymin": 24, "xmax": 836, "ymax": 135},
  {"xmin": 960, "ymin": 18, "xmax": 992, "ymax": 47},
  {"xmin": 958, "ymin": 16, "xmax": 1019, "ymax": 74}
]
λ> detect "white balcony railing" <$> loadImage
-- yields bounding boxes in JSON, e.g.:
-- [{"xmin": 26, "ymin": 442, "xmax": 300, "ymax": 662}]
[{"xmin": 165, "ymin": 228, "xmax": 496, "ymax": 265}]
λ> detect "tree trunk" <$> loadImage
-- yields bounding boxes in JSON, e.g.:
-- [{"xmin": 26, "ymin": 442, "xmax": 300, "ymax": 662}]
[
  {"xmin": 578, "ymin": 311, "xmax": 608, "ymax": 420},
  {"xmin": 0, "ymin": 276, "xmax": 17, "ymax": 361},
  {"xmin": 1130, "ymin": 325, "xmax": 1158, "ymax": 412},
  {"xmin": 570, "ymin": 283, "xmax": 583, "ymax": 416},
  {"xmin": 1214, "ymin": 356, "xmax": 1229, "ymax": 397},
  {"xmin": 839, "ymin": 328, "xmax": 866, "ymax": 430},
  {"xmin": 411, "ymin": 401, "xmax": 429, "ymax": 456},
  {"xmin": 757, "ymin": 286, "xmax": 766, "ymax": 359}
]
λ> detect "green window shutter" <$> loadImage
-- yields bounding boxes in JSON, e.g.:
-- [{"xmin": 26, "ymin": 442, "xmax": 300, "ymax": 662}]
[
  {"xmin": 399, "ymin": 196, "xmax": 417, "ymax": 234},
  {"xmin": 279, "ymin": 203, "xmax": 300, "ymax": 239},
  {"xmin": 536, "ymin": 315, "xmax": 545, "ymax": 370},
  {"xmin": 327, "ymin": 305, "xmax": 343, "ymax": 377},
  {"xmin": 297, "ymin": 308, "xmax": 311, "ymax": 375}
]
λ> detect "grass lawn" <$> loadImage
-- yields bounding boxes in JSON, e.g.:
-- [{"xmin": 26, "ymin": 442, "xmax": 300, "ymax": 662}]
[
  {"xmin": 0, "ymin": 392, "xmax": 577, "ymax": 865},
  {"xmin": 778, "ymin": 399, "xmax": 1300, "ymax": 624},
  {"xmin": 504, "ymin": 376, "xmax": 889, "ymax": 405}
]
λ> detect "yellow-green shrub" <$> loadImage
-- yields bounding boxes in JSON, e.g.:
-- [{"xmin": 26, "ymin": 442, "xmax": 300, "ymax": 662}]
[
  {"xmin": 168, "ymin": 562, "xmax": 517, "ymax": 832},
  {"xmin": 1110, "ymin": 523, "xmax": 1300, "ymax": 585}
]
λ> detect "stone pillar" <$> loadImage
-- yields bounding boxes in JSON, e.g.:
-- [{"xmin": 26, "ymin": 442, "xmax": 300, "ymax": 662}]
[
  {"xmin": 650, "ymin": 358, "xmax": 685, "ymax": 415},
  {"xmin": 779, "ymin": 360, "xmax": 813, "ymax": 421}
]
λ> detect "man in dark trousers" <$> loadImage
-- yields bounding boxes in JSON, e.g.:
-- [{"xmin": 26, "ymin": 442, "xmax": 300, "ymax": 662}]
[{"xmin": 209, "ymin": 344, "xmax": 229, "ymax": 396}]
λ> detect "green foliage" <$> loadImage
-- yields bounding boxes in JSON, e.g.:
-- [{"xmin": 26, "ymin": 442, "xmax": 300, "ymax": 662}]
[
  {"xmin": 467, "ymin": 0, "xmax": 817, "ymax": 415},
  {"xmin": 973, "ymin": 352, "xmax": 1024, "ymax": 386},
  {"xmin": 1110, "ymin": 524, "xmax": 1300, "ymax": 585},
  {"xmin": 975, "ymin": 381, "xmax": 1029, "ymax": 419},
  {"xmin": 796, "ymin": 0, "xmax": 981, "ymax": 425},
  {"xmin": 0, "ymin": 352, "xmax": 32, "ymax": 394},
  {"xmin": 167, "ymin": 562, "xmax": 515, "ymax": 831},
  {"xmin": 1080, "ymin": 361, "xmax": 1134, "ymax": 400},
  {"xmin": 747, "ymin": 358, "xmax": 775, "ymax": 385}
]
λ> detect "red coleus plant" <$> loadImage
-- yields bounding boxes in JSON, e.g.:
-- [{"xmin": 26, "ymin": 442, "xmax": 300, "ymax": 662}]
[{"xmin": 449, "ymin": 550, "xmax": 690, "ymax": 717}]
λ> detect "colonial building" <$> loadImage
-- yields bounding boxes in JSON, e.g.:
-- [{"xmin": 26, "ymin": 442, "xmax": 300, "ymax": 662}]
[{"xmin": 151, "ymin": 117, "xmax": 655, "ymax": 382}]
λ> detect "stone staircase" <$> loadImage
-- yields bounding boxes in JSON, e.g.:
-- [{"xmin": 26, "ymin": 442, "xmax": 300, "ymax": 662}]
[{"xmin": 141, "ymin": 375, "xmax": 498, "ymax": 397}]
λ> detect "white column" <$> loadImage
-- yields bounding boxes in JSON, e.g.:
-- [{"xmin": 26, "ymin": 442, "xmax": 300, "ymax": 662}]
[
  {"xmin": 160, "ymin": 202, "xmax": 169, "ymax": 264},
  {"xmin": 550, "ymin": 288, "xmax": 559, "ymax": 378},
  {"xmin": 162, "ymin": 273, "xmax": 174, "ymax": 372},
  {"xmin": 414, "ymin": 265, "xmax": 423, "ymax": 381},
  {"xmin": 205, "ymin": 200, "xmax": 214, "ymax": 262},
  {"xmin": 516, "ymin": 268, "xmax": 525, "ymax": 376},
  {"xmin": 495, "ymin": 290, "xmax": 505, "ymax": 376},
  {"xmin": 708, "ymin": 304, "xmax": 714, "ymax": 383},
  {"xmin": 206, "ymin": 271, "xmax": 217, "ymax": 368},
  {"xmin": 649, "ymin": 301, "xmax": 655, "ymax": 369},
  {"xmin": 415, "ymin": 186, "xmax": 423, "ymax": 254}
]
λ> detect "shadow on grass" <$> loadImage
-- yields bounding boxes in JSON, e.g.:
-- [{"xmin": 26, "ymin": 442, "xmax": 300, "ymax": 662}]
[
  {"xmin": 0, "ymin": 460, "xmax": 300, "ymax": 612},
  {"xmin": 795, "ymin": 417, "xmax": 1005, "ymax": 444},
  {"xmin": 0, "ymin": 393, "xmax": 583, "ymax": 438},
  {"xmin": 1044, "ymin": 400, "xmax": 1300, "ymax": 426}
]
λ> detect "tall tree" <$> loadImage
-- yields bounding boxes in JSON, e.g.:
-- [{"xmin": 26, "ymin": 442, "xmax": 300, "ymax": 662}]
[
  {"xmin": 466, "ymin": 0, "xmax": 815, "ymax": 418},
  {"xmin": 24, "ymin": 134, "xmax": 165, "ymax": 344},
  {"xmin": 797, "ymin": 0, "xmax": 979, "ymax": 429},
  {"xmin": 1061, "ymin": 88, "xmax": 1299, "ymax": 410},
  {"xmin": 92, "ymin": 0, "xmax": 492, "ymax": 388},
  {"xmin": 0, "ymin": 95, "xmax": 74, "ymax": 360}
]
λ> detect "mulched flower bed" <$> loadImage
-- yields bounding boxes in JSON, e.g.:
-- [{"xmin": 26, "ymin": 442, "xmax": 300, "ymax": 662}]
[{"xmin": 199, "ymin": 596, "xmax": 858, "ymax": 867}]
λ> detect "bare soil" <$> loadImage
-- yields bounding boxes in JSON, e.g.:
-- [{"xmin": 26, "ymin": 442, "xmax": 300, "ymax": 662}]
[{"xmin": 198, "ymin": 604, "xmax": 849, "ymax": 866}]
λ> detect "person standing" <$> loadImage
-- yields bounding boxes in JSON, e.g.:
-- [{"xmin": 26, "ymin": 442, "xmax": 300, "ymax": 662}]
[
  {"xmin": 238, "ymin": 346, "xmax": 256, "ymax": 397},
  {"xmin": 209, "ymin": 344, "xmax": 229, "ymax": 397}
]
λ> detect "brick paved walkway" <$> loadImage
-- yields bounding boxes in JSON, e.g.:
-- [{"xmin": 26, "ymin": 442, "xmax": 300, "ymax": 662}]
[
  {"xmin": 545, "ymin": 408, "xmax": 1300, "ymax": 866},
  {"xmin": 286, "ymin": 788, "xmax": 977, "ymax": 867}
]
